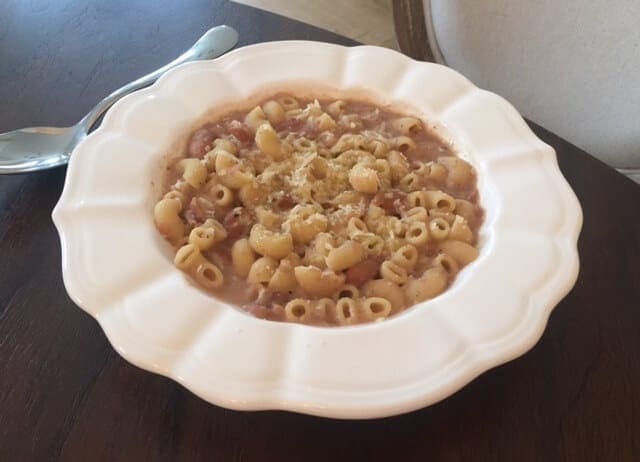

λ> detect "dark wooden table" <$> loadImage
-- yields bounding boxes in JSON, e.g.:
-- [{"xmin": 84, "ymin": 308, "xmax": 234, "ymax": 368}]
[{"xmin": 1, "ymin": 1, "xmax": 639, "ymax": 461}]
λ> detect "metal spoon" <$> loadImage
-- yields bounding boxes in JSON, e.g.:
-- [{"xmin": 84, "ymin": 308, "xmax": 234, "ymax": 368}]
[{"xmin": 0, "ymin": 25, "xmax": 239, "ymax": 174}]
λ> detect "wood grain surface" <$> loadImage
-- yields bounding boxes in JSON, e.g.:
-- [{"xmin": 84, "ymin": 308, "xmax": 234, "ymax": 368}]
[{"xmin": 1, "ymin": 1, "xmax": 639, "ymax": 461}]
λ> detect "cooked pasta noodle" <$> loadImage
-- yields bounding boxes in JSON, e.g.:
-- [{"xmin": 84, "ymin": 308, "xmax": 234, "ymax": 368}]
[
  {"xmin": 362, "ymin": 297, "xmax": 392, "ymax": 320},
  {"xmin": 429, "ymin": 218, "xmax": 450, "ymax": 241},
  {"xmin": 284, "ymin": 298, "xmax": 310, "ymax": 322},
  {"xmin": 335, "ymin": 298, "xmax": 358, "ymax": 325},
  {"xmin": 194, "ymin": 261, "xmax": 224, "ymax": 289}
]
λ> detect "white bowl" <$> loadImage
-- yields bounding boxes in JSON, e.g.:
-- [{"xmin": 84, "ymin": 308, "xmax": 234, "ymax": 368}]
[{"xmin": 52, "ymin": 41, "xmax": 582, "ymax": 419}]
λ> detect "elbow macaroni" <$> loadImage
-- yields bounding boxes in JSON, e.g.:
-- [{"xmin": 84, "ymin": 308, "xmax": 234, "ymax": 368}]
[
  {"xmin": 249, "ymin": 224, "xmax": 293, "ymax": 260},
  {"xmin": 154, "ymin": 197, "xmax": 185, "ymax": 243},
  {"xmin": 255, "ymin": 123, "xmax": 285, "ymax": 160}
]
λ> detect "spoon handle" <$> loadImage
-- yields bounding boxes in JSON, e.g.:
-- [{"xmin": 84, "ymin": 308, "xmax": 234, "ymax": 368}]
[{"xmin": 79, "ymin": 25, "xmax": 239, "ymax": 130}]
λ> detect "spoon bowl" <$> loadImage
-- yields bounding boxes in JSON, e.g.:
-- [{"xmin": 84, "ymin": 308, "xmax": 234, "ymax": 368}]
[
  {"xmin": 0, "ymin": 25, "xmax": 239, "ymax": 174},
  {"xmin": 0, "ymin": 127, "xmax": 82, "ymax": 174}
]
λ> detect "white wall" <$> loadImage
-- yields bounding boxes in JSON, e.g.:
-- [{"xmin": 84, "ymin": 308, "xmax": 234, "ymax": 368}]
[{"xmin": 428, "ymin": 0, "xmax": 640, "ymax": 180}]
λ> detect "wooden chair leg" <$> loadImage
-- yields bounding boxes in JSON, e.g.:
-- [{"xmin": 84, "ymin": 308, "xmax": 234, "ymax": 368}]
[{"xmin": 392, "ymin": 0, "xmax": 439, "ymax": 62}]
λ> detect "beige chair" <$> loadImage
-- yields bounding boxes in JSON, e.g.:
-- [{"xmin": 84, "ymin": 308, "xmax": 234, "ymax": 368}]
[{"xmin": 394, "ymin": 0, "xmax": 640, "ymax": 182}]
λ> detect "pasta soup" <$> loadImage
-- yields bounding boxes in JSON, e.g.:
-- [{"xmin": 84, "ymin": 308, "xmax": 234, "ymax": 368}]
[{"xmin": 154, "ymin": 93, "xmax": 483, "ymax": 326}]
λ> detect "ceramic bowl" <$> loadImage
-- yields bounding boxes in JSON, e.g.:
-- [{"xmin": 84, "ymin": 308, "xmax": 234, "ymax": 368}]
[{"xmin": 52, "ymin": 41, "xmax": 582, "ymax": 418}]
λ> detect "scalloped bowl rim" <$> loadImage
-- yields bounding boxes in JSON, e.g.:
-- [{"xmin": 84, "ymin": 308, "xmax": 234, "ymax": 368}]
[{"xmin": 52, "ymin": 41, "xmax": 582, "ymax": 419}]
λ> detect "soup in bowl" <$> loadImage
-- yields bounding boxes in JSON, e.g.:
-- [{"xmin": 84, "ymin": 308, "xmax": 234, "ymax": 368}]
[{"xmin": 155, "ymin": 93, "xmax": 483, "ymax": 326}]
